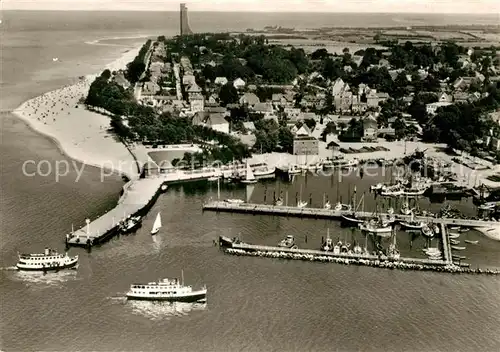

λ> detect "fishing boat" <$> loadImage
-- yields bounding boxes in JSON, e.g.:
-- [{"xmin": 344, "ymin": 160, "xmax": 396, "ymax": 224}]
[
  {"xmin": 421, "ymin": 224, "xmax": 434, "ymax": 238},
  {"xmin": 321, "ymin": 230, "xmax": 333, "ymax": 251},
  {"xmin": 448, "ymin": 232, "xmax": 460, "ymax": 239},
  {"xmin": 225, "ymin": 199, "xmax": 245, "ymax": 204},
  {"xmin": 279, "ymin": 235, "xmax": 297, "ymax": 249},
  {"xmin": 151, "ymin": 212, "xmax": 162, "ymax": 235},
  {"xmin": 126, "ymin": 272, "xmax": 207, "ymax": 302},
  {"xmin": 451, "ymin": 245, "xmax": 466, "ymax": 251},
  {"xmin": 120, "ymin": 215, "xmax": 142, "ymax": 234},
  {"xmin": 464, "ymin": 240, "xmax": 478, "ymax": 245},
  {"xmin": 16, "ymin": 248, "xmax": 78, "ymax": 271},
  {"xmin": 359, "ymin": 219, "xmax": 392, "ymax": 237},
  {"xmin": 241, "ymin": 162, "xmax": 257, "ymax": 184}
]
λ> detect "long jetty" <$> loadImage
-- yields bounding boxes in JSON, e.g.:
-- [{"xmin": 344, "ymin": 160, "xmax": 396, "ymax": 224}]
[
  {"xmin": 67, "ymin": 168, "xmax": 225, "ymax": 247},
  {"xmin": 219, "ymin": 237, "xmax": 500, "ymax": 275},
  {"xmin": 203, "ymin": 201, "xmax": 500, "ymax": 228}
]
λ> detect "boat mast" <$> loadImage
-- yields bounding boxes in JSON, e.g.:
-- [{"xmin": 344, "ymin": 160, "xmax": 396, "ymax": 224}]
[
  {"xmin": 181, "ymin": 270, "xmax": 184, "ymax": 286},
  {"xmin": 217, "ymin": 176, "xmax": 220, "ymax": 200}
]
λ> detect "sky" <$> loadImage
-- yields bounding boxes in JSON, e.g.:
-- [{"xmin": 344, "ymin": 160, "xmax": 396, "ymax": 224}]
[{"xmin": 2, "ymin": 0, "xmax": 500, "ymax": 14}]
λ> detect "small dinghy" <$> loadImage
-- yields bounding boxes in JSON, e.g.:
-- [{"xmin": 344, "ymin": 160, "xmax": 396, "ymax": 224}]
[{"xmin": 464, "ymin": 240, "xmax": 478, "ymax": 245}]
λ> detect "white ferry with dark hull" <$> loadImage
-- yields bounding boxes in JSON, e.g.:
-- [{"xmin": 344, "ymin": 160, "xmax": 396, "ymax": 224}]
[
  {"xmin": 126, "ymin": 277, "xmax": 207, "ymax": 302},
  {"xmin": 16, "ymin": 248, "xmax": 78, "ymax": 272}
]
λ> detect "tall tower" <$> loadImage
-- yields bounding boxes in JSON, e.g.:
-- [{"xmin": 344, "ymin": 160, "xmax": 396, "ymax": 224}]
[{"xmin": 180, "ymin": 3, "xmax": 193, "ymax": 36}]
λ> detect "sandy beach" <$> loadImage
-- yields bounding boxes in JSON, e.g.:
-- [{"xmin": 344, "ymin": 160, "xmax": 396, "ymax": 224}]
[{"xmin": 12, "ymin": 46, "xmax": 143, "ymax": 180}]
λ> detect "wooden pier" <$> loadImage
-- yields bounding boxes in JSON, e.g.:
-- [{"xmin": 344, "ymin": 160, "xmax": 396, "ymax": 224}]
[
  {"xmin": 441, "ymin": 223, "xmax": 452, "ymax": 264},
  {"xmin": 203, "ymin": 201, "xmax": 499, "ymax": 228},
  {"xmin": 230, "ymin": 241, "xmax": 449, "ymax": 266},
  {"xmin": 66, "ymin": 169, "xmax": 229, "ymax": 247}
]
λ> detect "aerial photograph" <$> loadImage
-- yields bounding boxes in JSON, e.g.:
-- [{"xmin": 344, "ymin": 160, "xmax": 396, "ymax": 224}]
[{"xmin": 1, "ymin": 0, "xmax": 500, "ymax": 351}]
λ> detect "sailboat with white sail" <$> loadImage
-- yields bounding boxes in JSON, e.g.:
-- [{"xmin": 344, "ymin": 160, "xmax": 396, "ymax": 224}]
[
  {"xmin": 241, "ymin": 162, "xmax": 257, "ymax": 184},
  {"xmin": 151, "ymin": 212, "xmax": 162, "ymax": 235}
]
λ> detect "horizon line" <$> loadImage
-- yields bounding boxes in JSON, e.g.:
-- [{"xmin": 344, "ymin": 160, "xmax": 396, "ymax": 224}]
[{"xmin": 1, "ymin": 9, "xmax": 497, "ymax": 16}]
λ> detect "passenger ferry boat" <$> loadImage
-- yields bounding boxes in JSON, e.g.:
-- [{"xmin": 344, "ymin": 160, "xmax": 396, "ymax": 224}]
[
  {"xmin": 16, "ymin": 248, "xmax": 78, "ymax": 271},
  {"xmin": 126, "ymin": 275, "xmax": 207, "ymax": 302}
]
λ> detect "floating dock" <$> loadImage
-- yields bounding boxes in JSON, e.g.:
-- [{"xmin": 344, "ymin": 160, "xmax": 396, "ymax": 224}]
[{"xmin": 203, "ymin": 201, "xmax": 499, "ymax": 228}]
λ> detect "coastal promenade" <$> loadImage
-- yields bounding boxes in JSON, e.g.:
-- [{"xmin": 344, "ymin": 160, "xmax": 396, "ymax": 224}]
[{"xmin": 203, "ymin": 201, "xmax": 500, "ymax": 228}]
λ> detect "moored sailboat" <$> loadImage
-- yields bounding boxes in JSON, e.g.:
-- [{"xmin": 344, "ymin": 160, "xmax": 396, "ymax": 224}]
[{"xmin": 241, "ymin": 162, "xmax": 257, "ymax": 184}]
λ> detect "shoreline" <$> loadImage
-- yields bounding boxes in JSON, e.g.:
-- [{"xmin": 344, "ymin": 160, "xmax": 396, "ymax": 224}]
[{"xmin": 11, "ymin": 45, "xmax": 144, "ymax": 180}]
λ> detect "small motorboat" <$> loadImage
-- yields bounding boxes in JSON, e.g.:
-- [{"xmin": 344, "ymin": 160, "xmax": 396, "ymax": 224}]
[
  {"xmin": 464, "ymin": 240, "xmax": 478, "ymax": 245},
  {"xmin": 287, "ymin": 164, "xmax": 301, "ymax": 175},
  {"xmin": 207, "ymin": 176, "xmax": 219, "ymax": 182},
  {"xmin": 450, "ymin": 239, "xmax": 460, "ymax": 245},
  {"xmin": 458, "ymin": 227, "xmax": 470, "ymax": 233},
  {"xmin": 279, "ymin": 235, "xmax": 297, "ymax": 249},
  {"xmin": 274, "ymin": 197, "xmax": 284, "ymax": 206},
  {"xmin": 448, "ymin": 232, "xmax": 460, "ymax": 239},
  {"xmin": 225, "ymin": 199, "xmax": 245, "ymax": 205},
  {"xmin": 451, "ymin": 245, "xmax": 466, "ymax": 251},
  {"xmin": 423, "ymin": 247, "xmax": 441, "ymax": 256},
  {"xmin": 370, "ymin": 183, "xmax": 384, "ymax": 192},
  {"xmin": 334, "ymin": 202, "xmax": 351, "ymax": 212},
  {"xmin": 120, "ymin": 215, "xmax": 142, "ymax": 234},
  {"xmin": 297, "ymin": 200, "xmax": 308, "ymax": 208},
  {"xmin": 400, "ymin": 220, "xmax": 424, "ymax": 230},
  {"xmin": 324, "ymin": 201, "xmax": 331, "ymax": 210},
  {"xmin": 421, "ymin": 224, "xmax": 434, "ymax": 238},
  {"xmin": 16, "ymin": 248, "xmax": 78, "ymax": 271}
]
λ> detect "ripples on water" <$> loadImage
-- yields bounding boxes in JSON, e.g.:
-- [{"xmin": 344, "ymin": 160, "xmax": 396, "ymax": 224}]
[
  {"xmin": 7, "ymin": 268, "xmax": 80, "ymax": 287},
  {"xmin": 122, "ymin": 300, "xmax": 208, "ymax": 321}
]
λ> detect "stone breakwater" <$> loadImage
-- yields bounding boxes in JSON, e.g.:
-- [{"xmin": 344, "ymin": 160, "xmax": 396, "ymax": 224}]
[{"xmin": 224, "ymin": 248, "xmax": 500, "ymax": 276}]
